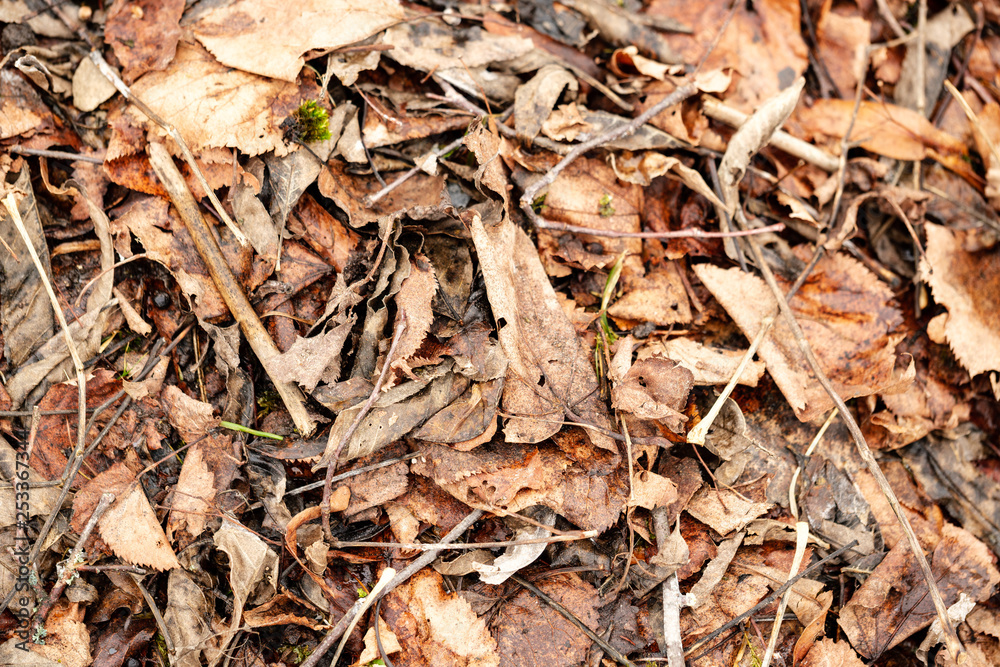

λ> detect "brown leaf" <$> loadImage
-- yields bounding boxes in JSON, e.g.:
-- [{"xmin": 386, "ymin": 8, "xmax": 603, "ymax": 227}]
[
  {"xmin": 412, "ymin": 441, "xmax": 627, "ymax": 532},
  {"xmin": 514, "ymin": 65, "xmax": 578, "ymax": 143},
  {"xmin": 105, "ymin": 0, "xmax": 184, "ymax": 83},
  {"xmin": 166, "ymin": 434, "xmax": 241, "ymax": 542},
  {"xmin": 317, "ymin": 158, "xmax": 446, "ymax": 228},
  {"xmin": 839, "ymin": 523, "xmax": 1000, "ymax": 659},
  {"xmin": 493, "ymin": 573, "xmax": 600, "ymax": 667},
  {"xmin": 191, "ymin": 0, "xmax": 406, "ymax": 82},
  {"xmin": 789, "ymin": 99, "xmax": 968, "ymax": 162},
  {"xmin": 814, "ymin": 6, "xmax": 870, "ymax": 97},
  {"xmin": 126, "ymin": 42, "xmax": 323, "ymax": 157},
  {"xmin": 685, "ymin": 479, "xmax": 772, "ymax": 536},
  {"xmin": 161, "ymin": 386, "xmax": 219, "ymax": 443},
  {"xmin": 31, "ymin": 602, "xmax": 91, "ymax": 667},
  {"xmin": 392, "ymin": 255, "xmax": 438, "ymax": 370},
  {"xmin": 610, "ymin": 349, "xmax": 692, "ymax": 432},
  {"xmin": 643, "ymin": 0, "xmax": 807, "ymax": 113},
  {"xmin": 380, "ymin": 569, "xmax": 499, "ymax": 667},
  {"xmin": 800, "ymin": 638, "xmax": 866, "ymax": 667},
  {"xmin": 695, "ymin": 249, "xmax": 905, "ymax": 422},
  {"xmin": 100, "ymin": 483, "xmax": 181, "ymax": 571},
  {"xmin": 467, "ymin": 129, "xmax": 616, "ymax": 454},
  {"xmin": 920, "ymin": 223, "xmax": 1000, "ymax": 377}
]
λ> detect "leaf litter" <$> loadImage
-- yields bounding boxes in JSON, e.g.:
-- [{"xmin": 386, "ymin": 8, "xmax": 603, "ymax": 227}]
[{"xmin": 2, "ymin": 1, "xmax": 1000, "ymax": 666}]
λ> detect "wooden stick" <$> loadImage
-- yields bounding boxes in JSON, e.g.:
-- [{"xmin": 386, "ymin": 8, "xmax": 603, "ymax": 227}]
[{"xmin": 147, "ymin": 142, "xmax": 315, "ymax": 436}]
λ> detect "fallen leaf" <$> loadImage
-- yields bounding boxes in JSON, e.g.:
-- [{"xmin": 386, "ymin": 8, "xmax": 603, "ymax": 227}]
[
  {"xmin": 801, "ymin": 638, "xmax": 866, "ymax": 667},
  {"xmin": 100, "ymin": 483, "xmax": 181, "ymax": 571},
  {"xmin": 161, "ymin": 386, "xmax": 218, "ymax": 443},
  {"xmin": 192, "ymin": 0, "xmax": 406, "ymax": 82},
  {"xmin": 105, "ymin": 0, "xmax": 184, "ymax": 83},
  {"xmin": 789, "ymin": 99, "xmax": 968, "ymax": 162},
  {"xmin": 125, "ymin": 42, "xmax": 325, "ymax": 157},
  {"xmin": 412, "ymin": 441, "xmax": 627, "ymax": 532},
  {"xmin": 493, "ymin": 572, "xmax": 600, "ymax": 667},
  {"xmin": 694, "ymin": 249, "xmax": 906, "ymax": 422},
  {"xmin": 380, "ymin": 569, "xmax": 500, "ymax": 667},
  {"xmin": 839, "ymin": 522, "xmax": 1000, "ymax": 659},
  {"xmin": 920, "ymin": 223, "xmax": 1000, "ymax": 377},
  {"xmin": 685, "ymin": 480, "xmax": 772, "ymax": 536}
]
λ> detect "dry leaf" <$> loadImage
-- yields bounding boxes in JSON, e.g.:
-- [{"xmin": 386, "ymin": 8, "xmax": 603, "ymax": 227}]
[
  {"xmin": 162, "ymin": 385, "xmax": 219, "ymax": 443},
  {"xmin": 192, "ymin": 0, "xmax": 406, "ymax": 82},
  {"xmin": 695, "ymin": 249, "xmax": 906, "ymax": 422},
  {"xmin": 381, "ymin": 569, "xmax": 500, "ymax": 667},
  {"xmin": 100, "ymin": 484, "xmax": 181, "ymax": 571},
  {"xmin": 920, "ymin": 223, "xmax": 1000, "ymax": 377},
  {"xmin": 126, "ymin": 42, "xmax": 324, "ymax": 157}
]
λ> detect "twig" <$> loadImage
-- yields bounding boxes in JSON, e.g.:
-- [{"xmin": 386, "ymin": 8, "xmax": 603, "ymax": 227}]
[
  {"xmin": 298, "ymin": 509, "xmax": 485, "ymax": 667},
  {"xmin": 10, "ymin": 146, "xmax": 105, "ymax": 163},
  {"xmin": 0, "ymin": 331, "xmax": 178, "ymax": 617},
  {"xmin": 735, "ymin": 213, "xmax": 964, "ymax": 660},
  {"xmin": 321, "ymin": 317, "xmax": 407, "ymax": 539},
  {"xmin": 87, "ymin": 52, "xmax": 248, "ymax": 245},
  {"xmin": 329, "ymin": 567, "xmax": 396, "ymax": 667},
  {"xmin": 684, "ymin": 540, "xmax": 858, "ymax": 658},
  {"xmin": 528, "ymin": 220, "xmax": 786, "ymax": 240},
  {"xmin": 759, "ymin": 522, "xmax": 809, "ymax": 667},
  {"xmin": 132, "ymin": 573, "xmax": 175, "ymax": 654},
  {"xmin": 366, "ymin": 135, "xmax": 464, "ymax": 206},
  {"xmin": 519, "ymin": 83, "xmax": 698, "ymax": 226},
  {"xmin": 875, "ymin": 0, "xmax": 906, "ymax": 39},
  {"xmin": 688, "ymin": 244, "xmax": 825, "ymax": 446},
  {"xmin": 912, "ymin": 0, "xmax": 927, "ymax": 187},
  {"xmin": 788, "ymin": 409, "xmax": 838, "ymax": 520},
  {"xmin": 146, "ymin": 142, "xmax": 314, "ymax": 437},
  {"xmin": 701, "ymin": 97, "xmax": 840, "ymax": 172},
  {"xmin": 510, "ymin": 574, "xmax": 638, "ymax": 667},
  {"xmin": 31, "ymin": 492, "xmax": 115, "ymax": 633},
  {"xmin": 330, "ymin": 530, "xmax": 597, "ymax": 551},
  {"xmin": 5, "ymin": 193, "xmax": 87, "ymax": 463}
]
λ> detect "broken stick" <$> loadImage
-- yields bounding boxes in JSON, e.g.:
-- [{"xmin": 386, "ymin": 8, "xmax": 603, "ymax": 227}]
[{"xmin": 147, "ymin": 142, "xmax": 315, "ymax": 436}]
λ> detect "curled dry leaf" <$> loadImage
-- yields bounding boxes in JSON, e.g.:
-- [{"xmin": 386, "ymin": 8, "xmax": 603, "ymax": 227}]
[
  {"xmin": 609, "ymin": 340, "xmax": 692, "ymax": 433},
  {"xmin": 514, "ymin": 65, "xmax": 578, "ymax": 143},
  {"xmin": 641, "ymin": 337, "xmax": 766, "ymax": 387}
]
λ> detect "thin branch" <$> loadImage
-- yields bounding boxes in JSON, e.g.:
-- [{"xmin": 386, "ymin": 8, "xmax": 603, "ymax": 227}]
[
  {"xmin": 529, "ymin": 220, "xmax": 786, "ymax": 240},
  {"xmin": 32, "ymin": 492, "xmax": 115, "ymax": 633},
  {"xmin": 330, "ymin": 529, "xmax": 597, "ymax": 551},
  {"xmin": 87, "ymin": 51, "xmax": 248, "ymax": 245},
  {"xmin": 10, "ymin": 146, "xmax": 105, "ymax": 163},
  {"xmin": 735, "ymin": 211, "xmax": 965, "ymax": 660},
  {"xmin": 520, "ymin": 83, "xmax": 699, "ymax": 226},
  {"xmin": 147, "ymin": 142, "xmax": 314, "ymax": 436}
]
